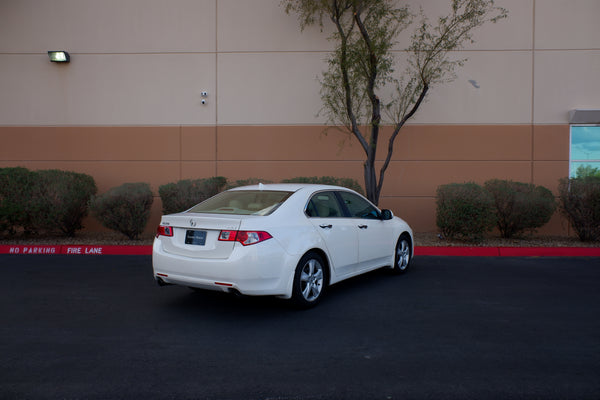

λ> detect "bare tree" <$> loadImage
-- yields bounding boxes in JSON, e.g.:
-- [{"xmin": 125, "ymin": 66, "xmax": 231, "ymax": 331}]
[{"xmin": 283, "ymin": 0, "xmax": 507, "ymax": 204}]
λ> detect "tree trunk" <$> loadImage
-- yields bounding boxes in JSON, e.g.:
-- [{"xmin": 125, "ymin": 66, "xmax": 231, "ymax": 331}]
[{"xmin": 364, "ymin": 159, "xmax": 379, "ymax": 206}]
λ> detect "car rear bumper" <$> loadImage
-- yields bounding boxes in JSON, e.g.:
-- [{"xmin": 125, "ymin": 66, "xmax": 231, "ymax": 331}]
[{"xmin": 152, "ymin": 238, "xmax": 295, "ymax": 298}]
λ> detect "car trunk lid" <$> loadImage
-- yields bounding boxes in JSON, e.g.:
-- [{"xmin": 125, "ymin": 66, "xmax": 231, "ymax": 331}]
[{"xmin": 159, "ymin": 214, "xmax": 242, "ymax": 259}]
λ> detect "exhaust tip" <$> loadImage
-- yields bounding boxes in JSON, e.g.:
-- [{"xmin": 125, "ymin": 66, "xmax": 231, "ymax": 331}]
[
  {"xmin": 228, "ymin": 288, "xmax": 244, "ymax": 297},
  {"xmin": 155, "ymin": 277, "xmax": 170, "ymax": 287}
]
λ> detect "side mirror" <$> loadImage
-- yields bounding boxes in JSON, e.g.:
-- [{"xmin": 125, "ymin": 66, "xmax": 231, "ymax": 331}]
[{"xmin": 381, "ymin": 209, "xmax": 394, "ymax": 220}]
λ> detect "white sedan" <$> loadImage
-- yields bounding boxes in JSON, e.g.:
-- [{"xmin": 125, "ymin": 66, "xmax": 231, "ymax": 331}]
[{"xmin": 153, "ymin": 184, "xmax": 413, "ymax": 307}]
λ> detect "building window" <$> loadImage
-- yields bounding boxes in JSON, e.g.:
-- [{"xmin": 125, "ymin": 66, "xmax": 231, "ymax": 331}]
[{"xmin": 570, "ymin": 125, "xmax": 600, "ymax": 177}]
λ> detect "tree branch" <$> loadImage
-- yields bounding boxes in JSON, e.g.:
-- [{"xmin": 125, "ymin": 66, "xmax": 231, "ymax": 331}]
[
  {"xmin": 376, "ymin": 83, "xmax": 429, "ymax": 197},
  {"xmin": 353, "ymin": 3, "xmax": 381, "ymax": 193},
  {"xmin": 330, "ymin": 4, "xmax": 369, "ymax": 154}
]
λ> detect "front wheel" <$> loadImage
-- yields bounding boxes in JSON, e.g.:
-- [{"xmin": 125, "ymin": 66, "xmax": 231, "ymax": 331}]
[
  {"xmin": 291, "ymin": 252, "xmax": 326, "ymax": 308},
  {"xmin": 392, "ymin": 234, "xmax": 412, "ymax": 274}
]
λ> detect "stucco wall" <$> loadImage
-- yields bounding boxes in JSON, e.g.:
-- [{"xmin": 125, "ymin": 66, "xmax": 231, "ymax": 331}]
[
  {"xmin": 0, "ymin": 124, "xmax": 569, "ymax": 233},
  {"xmin": 1, "ymin": 0, "xmax": 599, "ymax": 235}
]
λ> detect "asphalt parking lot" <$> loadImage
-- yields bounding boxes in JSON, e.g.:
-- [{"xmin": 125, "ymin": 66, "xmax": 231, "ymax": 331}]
[{"xmin": 1, "ymin": 254, "xmax": 599, "ymax": 400}]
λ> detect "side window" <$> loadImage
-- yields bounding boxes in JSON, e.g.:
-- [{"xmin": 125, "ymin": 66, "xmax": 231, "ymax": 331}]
[
  {"xmin": 570, "ymin": 125, "xmax": 600, "ymax": 177},
  {"xmin": 306, "ymin": 192, "xmax": 343, "ymax": 218},
  {"xmin": 338, "ymin": 191, "xmax": 380, "ymax": 219}
]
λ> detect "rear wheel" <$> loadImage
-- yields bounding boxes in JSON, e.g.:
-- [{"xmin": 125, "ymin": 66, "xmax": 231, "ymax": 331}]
[
  {"xmin": 393, "ymin": 234, "xmax": 412, "ymax": 274},
  {"xmin": 291, "ymin": 252, "xmax": 326, "ymax": 308}
]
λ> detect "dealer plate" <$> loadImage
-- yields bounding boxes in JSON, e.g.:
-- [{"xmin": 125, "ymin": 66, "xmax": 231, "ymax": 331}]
[{"xmin": 185, "ymin": 230, "xmax": 207, "ymax": 246}]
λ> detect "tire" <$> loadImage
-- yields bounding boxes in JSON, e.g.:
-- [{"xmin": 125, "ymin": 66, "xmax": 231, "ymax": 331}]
[
  {"xmin": 291, "ymin": 252, "xmax": 326, "ymax": 308},
  {"xmin": 393, "ymin": 234, "xmax": 412, "ymax": 274}
]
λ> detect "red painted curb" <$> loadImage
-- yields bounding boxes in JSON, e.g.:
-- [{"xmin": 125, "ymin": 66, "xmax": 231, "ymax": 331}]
[
  {"xmin": 0, "ymin": 245, "xmax": 598, "ymax": 257},
  {"xmin": 0, "ymin": 245, "xmax": 152, "ymax": 256},
  {"xmin": 415, "ymin": 247, "xmax": 500, "ymax": 257},
  {"xmin": 416, "ymin": 246, "xmax": 600, "ymax": 257}
]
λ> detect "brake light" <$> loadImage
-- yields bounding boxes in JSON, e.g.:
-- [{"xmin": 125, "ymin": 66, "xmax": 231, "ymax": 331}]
[
  {"xmin": 156, "ymin": 225, "xmax": 174, "ymax": 238},
  {"xmin": 218, "ymin": 230, "xmax": 272, "ymax": 246}
]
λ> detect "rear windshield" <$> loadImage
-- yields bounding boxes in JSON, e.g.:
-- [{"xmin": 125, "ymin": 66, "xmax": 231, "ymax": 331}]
[{"xmin": 186, "ymin": 190, "xmax": 293, "ymax": 216}]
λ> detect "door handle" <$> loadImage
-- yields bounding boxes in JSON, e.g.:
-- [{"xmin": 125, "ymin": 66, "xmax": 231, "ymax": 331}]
[
  {"xmin": 319, "ymin": 224, "xmax": 333, "ymax": 229},
  {"xmin": 358, "ymin": 225, "xmax": 368, "ymax": 229}
]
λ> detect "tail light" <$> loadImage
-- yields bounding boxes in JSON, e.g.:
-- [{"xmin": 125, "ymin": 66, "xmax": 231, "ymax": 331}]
[
  {"xmin": 218, "ymin": 230, "xmax": 272, "ymax": 246},
  {"xmin": 156, "ymin": 225, "xmax": 174, "ymax": 238}
]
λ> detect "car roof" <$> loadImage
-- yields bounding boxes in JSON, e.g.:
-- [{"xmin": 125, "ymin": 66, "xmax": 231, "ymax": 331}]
[{"xmin": 228, "ymin": 183, "xmax": 354, "ymax": 193}]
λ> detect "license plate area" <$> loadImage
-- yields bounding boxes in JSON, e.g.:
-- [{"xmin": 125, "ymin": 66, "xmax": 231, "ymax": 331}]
[{"xmin": 185, "ymin": 230, "xmax": 207, "ymax": 246}]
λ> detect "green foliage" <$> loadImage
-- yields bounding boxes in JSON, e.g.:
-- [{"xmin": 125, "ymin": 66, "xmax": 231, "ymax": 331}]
[
  {"xmin": 558, "ymin": 177, "xmax": 600, "ymax": 242},
  {"xmin": 1, "ymin": 168, "xmax": 97, "ymax": 237},
  {"xmin": 484, "ymin": 179, "xmax": 556, "ymax": 238},
  {"xmin": 34, "ymin": 170, "xmax": 98, "ymax": 237},
  {"xmin": 91, "ymin": 183, "xmax": 153, "ymax": 240},
  {"xmin": 283, "ymin": 0, "xmax": 507, "ymax": 204},
  {"xmin": 159, "ymin": 177, "xmax": 227, "ymax": 214},
  {"xmin": 0, "ymin": 167, "xmax": 39, "ymax": 235},
  {"xmin": 436, "ymin": 182, "xmax": 496, "ymax": 242},
  {"xmin": 406, "ymin": 0, "xmax": 507, "ymax": 98},
  {"xmin": 281, "ymin": 176, "xmax": 364, "ymax": 194},
  {"xmin": 575, "ymin": 165, "xmax": 600, "ymax": 179},
  {"xmin": 317, "ymin": 1, "xmax": 412, "ymax": 127}
]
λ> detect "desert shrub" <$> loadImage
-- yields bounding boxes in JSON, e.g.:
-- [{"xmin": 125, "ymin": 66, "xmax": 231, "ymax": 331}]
[
  {"xmin": 33, "ymin": 170, "xmax": 97, "ymax": 236},
  {"xmin": 484, "ymin": 179, "xmax": 556, "ymax": 238},
  {"xmin": 159, "ymin": 176, "xmax": 227, "ymax": 214},
  {"xmin": 91, "ymin": 183, "xmax": 153, "ymax": 240},
  {"xmin": 0, "ymin": 168, "xmax": 96, "ymax": 237},
  {"xmin": 281, "ymin": 176, "xmax": 364, "ymax": 194},
  {"xmin": 226, "ymin": 178, "xmax": 274, "ymax": 189},
  {"xmin": 558, "ymin": 176, "xmax": 600, "ymax": 241},
  {"xmin": 0, "ymin": 167, "xmax": 39, "ymax": 235},
  {"xmin": 436, "ymin": 182, "xmax": 496, "ymax": 242}
]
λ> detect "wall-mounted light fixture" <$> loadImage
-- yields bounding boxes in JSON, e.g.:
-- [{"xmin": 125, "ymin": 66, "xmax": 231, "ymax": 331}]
[{"xmin": 48, "ymin": 51, "xmax": 70, "ymax": 63}]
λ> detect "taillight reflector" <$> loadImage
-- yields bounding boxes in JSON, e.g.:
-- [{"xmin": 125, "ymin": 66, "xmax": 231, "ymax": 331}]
[
  {"xmin": 218, "ymin": 230, "xmax": 272, "ymax": 246},
  {"xmin": 156, "ymin": 225, "xmax": 174, "ymax": 237}
]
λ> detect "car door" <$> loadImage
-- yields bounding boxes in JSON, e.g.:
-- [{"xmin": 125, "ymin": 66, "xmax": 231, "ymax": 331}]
[
  {"xmin": 306, "ymin": 191, "xmax": 358, "ymax": 279},
  {"xmin": 337, "ymin": 191, "xmax": 395, "ymax": 270}
]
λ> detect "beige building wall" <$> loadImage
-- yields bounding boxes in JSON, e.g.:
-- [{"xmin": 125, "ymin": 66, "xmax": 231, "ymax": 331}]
[{"xmin": 1, "ymin": 0, "xmax": 599, "ymax": 235}]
